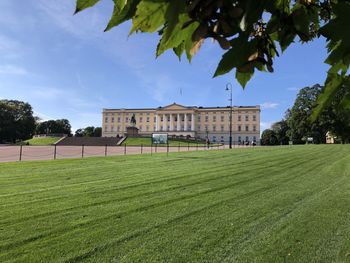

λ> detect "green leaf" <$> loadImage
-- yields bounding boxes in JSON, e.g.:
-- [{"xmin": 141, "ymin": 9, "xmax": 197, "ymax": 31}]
[
  {"xmin": 213, "ymin": 35, "xmax": 257, "ymax": 78},
  {"xmin": 157, "ymin": 14, "xmax": 199, "ymax": 58},
  {"xmin": 130, "ymin": 0, "xmax": 169, "ymax": 34},
  {"xmin": 236, "ymin": 70, "xmax": 254, "ymax": 88},
  {"xmin": 74, "ymin": 0, "xmax": 100, "ymax": 14},
  {"xmin": 311, "ymin": 72, "xmax": 343, "ymax": 121},
  {"xmin": 105, "ymin": 0, "xmax": 141, "ymax": 31}
]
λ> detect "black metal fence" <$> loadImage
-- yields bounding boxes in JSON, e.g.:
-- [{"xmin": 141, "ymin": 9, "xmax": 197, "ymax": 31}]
[{"xmin": 0, "ymin": 141, "xmax": 263, "ymax": 163}]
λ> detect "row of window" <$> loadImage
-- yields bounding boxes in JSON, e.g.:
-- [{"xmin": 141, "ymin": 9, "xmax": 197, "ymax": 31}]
[
  {"xmin": 105, "ymin": 115, "xmax": 257, "ymax": 123},
  {"xmin": 104, "ymin": 124, "xmax": 257, "ymax": 132},
  {"xmin": 104, "ymin": 110, "xmax": 257, "ymax": 117}
]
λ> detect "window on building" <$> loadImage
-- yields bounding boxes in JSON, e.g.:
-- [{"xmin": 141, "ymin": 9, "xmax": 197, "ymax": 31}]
[
  {"xmin": 117, "ymin": 117, "xmax": 121, "ymax": 122},
  {"xmin": 105, "ymin": 117, "xmax": 108, "ymax": 123},
  {"xmin": 125, "ymin": 117, "xmax": 129, "ymax": 122},
  {"xmin": 139, "ymin": 117, "xmax": 143, "ymax": 122},
  {"xmin": 198, "ymin": 116, "xmax": 201, "ymax": 122},
  {"xmin": 253, "ymin": 125, "xmax": 256, "ymax": 132},
  {"xmin": 205, "ymin": 116, "xmax": 208, "ymax": 122},
  {"xmin": 245, "ymin": 115, "xmax": 249, "ymax": 121},
  {"xmin": 221, "ymin": 136, "xmax": 224, "ymax": 143},
  {"xmin": 221, "ymin": 115, "xmax": 224, "ymax": 122},
  {"xmin": 146, "ymin": 117, "xmax": 150, "ymax": 122},
  {"xmin": 111, "ymin": 126, "xmax": 114, "ymax": 131},
  {"xmin": 253, "ymin": 136, "xmax": 256, "ymax": 142},
  {"xmin": 238, "ymin": 115, "xmax": 241, "ymax": 121},
  {"xmin": 213, "ymin": 116, "xmax": 216, "ymax": 122},
  {"xmin": 253, "ymin": 115, "xmax": 256, "ymax": 121},
  {"xmin": 105, "ymin": 126, "xmax": 108, "ymax": 132},
  {"xmin": 238, "ymin": 136, "xmax": 241, "ymax": 142},
  {"xmin": 111, "ymin": 117, "xmax": 114, "ymax": 123},
  {"xmin": 205, "ymin": 125, "xmax": 208, "ymax": 131},
  {"xmin": 139, "ymin": 126, "xmax": 142, "ymax": 131},
  {"xmin": 213, "ymin": 125, "xmax": 216, "ymax": 131},
  {"xmin": 117, "ymin": 126, "xmax": 120, "ymax": 131},
  {"xmin": 118, "ymin": 112, "xmax": 121, "ymax": 116},
  {"xmin": 246, "ymin": 136, "xmax": 249, "ymax": 141},
  {"xmin": 238, "ymin": 125, "xmax": 241, "ymax": 131},
  {"xmin": 181, "ymin": 125, "xmax": 184, "ymax": 131},
  {"xmin": 167, "ymin": 116, "xmax": 170, "ymax": 122},
  {"xmin": 198, "ymin": 125, "xmax": 201, "ymax": 131},
  {"xmin": 146, "ymin": 126, "xmax": 149, "ymax": 131},
  {"xmin": 221, "ymin": 125, "xmax": 224, "ymax": 132},
  {"xmin": 213, "ymin": 136, "xmax": 216, "ymax": 142},
  {"xmin": 140, "ymin": 113, "xmax": 143, "ymax": 116},
  {"xmin": 160, "ymin": 126, "xmax": 163, "ymax": 131},
  {"xmin": 112, "ymin": 113, "xmax": 115, "ymax": 116},
  {"xmin": 161, "ymin": 116, "xmax": 164, "ymax": 122},
  {"xmin": 245, "ymin": 125, "xmax": 249, "ymax": 131},
  {"xmin": 167, "ymin": 125, "xmax": 170, "ymax": 130}
]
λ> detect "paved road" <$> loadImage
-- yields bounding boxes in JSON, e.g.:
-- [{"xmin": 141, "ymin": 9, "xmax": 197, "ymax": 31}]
[{"xmin": 0, "ymin": 145, "xmax": 232, "ymax": 163}]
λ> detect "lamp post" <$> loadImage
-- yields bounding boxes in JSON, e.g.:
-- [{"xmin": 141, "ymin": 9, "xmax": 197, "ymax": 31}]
[{"xmin": 225, "ymin": 83, "xmax": 233, "ymax": 149}]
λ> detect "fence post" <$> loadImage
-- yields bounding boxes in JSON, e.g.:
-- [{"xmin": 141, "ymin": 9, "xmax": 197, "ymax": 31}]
[
  {"xmin": 54, "ymin": 145, "xmax": 57, "ymax": 160},
  {"xmin": 19, "ymin": 145, "xmax": 23, "ymax": 161},
  {"xmin": 141, "ymin": 144, "xmax": 143, "ymax": 154},
  {"xmin": 196, "ymin": 142, "xmax": 198, "ymax": 151},
  {"xmin": 105, "ymin": 144, "xmax": 107, "ymax": 157},
  {"xmin": 167, "ymin": 142, "xmax": 169, "ymax": 156},
  {"xmin": 188, "ymin": 142, "xmax": 190, "ymax": 151},
  {"xmin": 124, "ymin": 143, "xmax": 126, "ymax": 155},
  {"xmin": 178, "ymin": 143, "xmax": 180, "ymax": 152},
  {"xmin": 155, "ymin": 144, "xmax": 157, "ymax": 153},
  {"xmin": 151, "ymin": 143, "xmax": 153, "ymax": 156},
  {"xmin": 82, "ymin": 144, "xmax": 84, "ymax": 158}
]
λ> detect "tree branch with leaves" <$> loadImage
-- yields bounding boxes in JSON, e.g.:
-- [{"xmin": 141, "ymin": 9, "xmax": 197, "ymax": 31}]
[{"xmin": 75, "ymin": 0, "xmax": 350, "ymax": 117}]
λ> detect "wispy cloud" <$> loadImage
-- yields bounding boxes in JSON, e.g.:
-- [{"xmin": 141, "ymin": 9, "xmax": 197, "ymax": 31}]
[
  {"xmin": 260, "ymin": 102, "xmax": 279, "ymax": 109},
  {"xmin": 0, "ymin": 65, "xmax": 28, "ymax": 75},
  {"xmin": 287, "ymin": 87, "xmax": 300, "ymax": 91}
]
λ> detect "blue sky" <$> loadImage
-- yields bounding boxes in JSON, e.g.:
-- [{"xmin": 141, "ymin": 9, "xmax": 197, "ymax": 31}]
[{"xmin": 0, "ymin": 0, "xmax": 329, "ymax": 132}]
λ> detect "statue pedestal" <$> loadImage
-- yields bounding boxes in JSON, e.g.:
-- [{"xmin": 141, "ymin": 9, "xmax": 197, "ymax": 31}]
[{"xmin": 125, "ymin": 126, "xmax": 139, "ymax": 137}]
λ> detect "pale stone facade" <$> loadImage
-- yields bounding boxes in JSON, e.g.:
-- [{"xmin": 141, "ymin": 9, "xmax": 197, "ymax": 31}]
[{"xmin": 102, "ymin": 103, "xmax": 260, "ymax": 144}]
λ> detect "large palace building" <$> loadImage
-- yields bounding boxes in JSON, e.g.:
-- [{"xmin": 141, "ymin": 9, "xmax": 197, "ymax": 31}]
[{"xmin": 102, "ymin": 103, "xmax": 260, "ymax": 144}]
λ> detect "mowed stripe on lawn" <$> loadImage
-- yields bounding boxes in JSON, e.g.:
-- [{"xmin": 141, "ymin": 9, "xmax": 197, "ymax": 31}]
[{"xmin": 0, "ymin": 145, "xmax": 349, "ymax": 262}]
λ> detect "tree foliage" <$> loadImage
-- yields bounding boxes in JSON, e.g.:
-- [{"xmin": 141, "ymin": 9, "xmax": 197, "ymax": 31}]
[
  {"xmin": 0, "ymin": 100, "xmax": 36, "ymax": 143},
  {"xmin": 76, "ymin": 0, "xmax": 350, "ymax": 115},
  {"xmin": 75, "ymin": 126, "xmax": 102, "ymax": 137},
  {"xmin": 262, "ymin": 84, "xmax": 350, "ymax": 144},
  {"xmin": 36, "ymin": 119, "xmax": 72, "ymax": 136},
  {"xmin": 261, "ymin": 129, "xmax": 279, "ymax": 145}
]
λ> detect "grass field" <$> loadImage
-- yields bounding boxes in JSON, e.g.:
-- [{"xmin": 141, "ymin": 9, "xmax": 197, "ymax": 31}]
[
  {"xmin": 0, "ymin": 145, "xmax": 350, "ymax": 262},
  {"xmin": 22, "ymin": 137, "xmax": 62, "ymax": 145},
  {"xmin": 121, "ymin": 137, "xmax": 209, "ymax": 146}
]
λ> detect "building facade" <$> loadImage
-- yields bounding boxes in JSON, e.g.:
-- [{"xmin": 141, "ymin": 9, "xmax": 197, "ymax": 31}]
[{"xmin": 102, "ymin": 103, "xmax": 260, "ymax": 144}]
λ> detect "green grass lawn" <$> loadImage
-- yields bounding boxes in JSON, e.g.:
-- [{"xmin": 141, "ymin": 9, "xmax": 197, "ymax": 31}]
[
  {"xmin": 22, "ymin": 137, "xmax": 62, "ymax": 145},
  {"xmin": 0, "ymin": 145, "xmax": 350, "ymax": 262},
  {"xmin": 122, "ymin": 136, "xmax": 214, "ymax": 146}
]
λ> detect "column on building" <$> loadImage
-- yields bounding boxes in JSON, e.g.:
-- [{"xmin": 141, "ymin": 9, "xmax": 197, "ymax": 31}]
[
  {"xmin": 162, "ymin": 114, "xmax": 166, "ymax": 131},
  {"xmin": 170, "ymin": 114, "xmax": 174, "ymax": 131},
  {"xmin": 184, "ymin": 113, "xmax": 188, "ymax": 131},
  {"xmin": 177, "ymin": 113, "xmax": 180, "ymax": 131},
  {"xmin": 155, "ymin": 114, "xmax": 158, "ymax": 132},
  {"xmin": 191, "ymin": 113, "xmax": 195, "ymax": 131}
]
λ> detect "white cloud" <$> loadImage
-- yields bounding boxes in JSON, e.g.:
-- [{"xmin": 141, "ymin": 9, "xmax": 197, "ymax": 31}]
[
  {"xmin": 287, "ymin": 87, "xmax": 300, "ymax": 91},
  {"xmin": 260, "ymin": 102, "xmax": 279, "ymax": 109},
  {"xmin": 36, "ymin": 0, "xmax": 106, "ymax": 40},
  {"xmin": 0, "ymin": 65, "xmax": 28, "ymax": 75}
]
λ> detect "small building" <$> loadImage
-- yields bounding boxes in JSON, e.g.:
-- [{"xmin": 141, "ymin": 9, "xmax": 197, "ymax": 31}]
[{"xmin": 326, "ymin": 131, "xmax": 337, "ymax": 144}]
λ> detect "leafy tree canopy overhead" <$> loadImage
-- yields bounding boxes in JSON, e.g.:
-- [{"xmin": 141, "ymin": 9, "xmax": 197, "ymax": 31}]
[{"xmin": 75, "ymin": 0, "xmax": 350, "ymax": 115}]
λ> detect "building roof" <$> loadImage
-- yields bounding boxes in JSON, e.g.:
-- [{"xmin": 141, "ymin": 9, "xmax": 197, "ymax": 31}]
[{"xmin": 103, "ymin": 103, "xmax": 260, "ymax": 111}]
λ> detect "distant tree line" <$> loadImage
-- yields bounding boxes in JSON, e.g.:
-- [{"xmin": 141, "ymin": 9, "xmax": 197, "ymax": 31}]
[
  {"xmin": 0, "ymin": 100, "xmax": 36, "ymax": 143},
  {"xmin": 36, "ymin": 119, "xmax": 72, "ymax": 136},
  {"xmin": 261, "ymin": 84, "xmax": 350, "ymax": 145},
  {"xmin": 75, "ymin": 126, "xmax": 102, "ymax": 137},
  {"xmin": 0, "ymin": 99, "xmax": 98, "ymax": 144}
]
